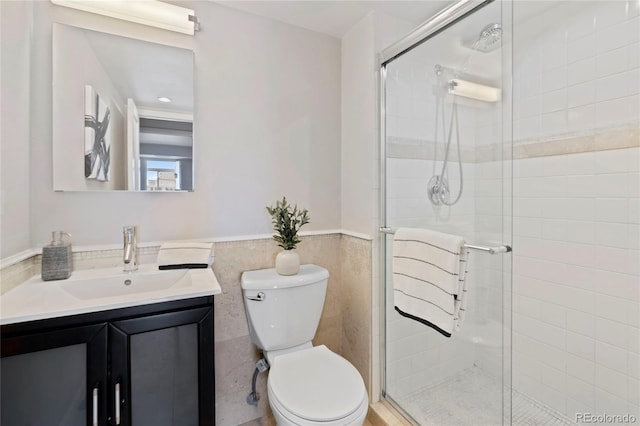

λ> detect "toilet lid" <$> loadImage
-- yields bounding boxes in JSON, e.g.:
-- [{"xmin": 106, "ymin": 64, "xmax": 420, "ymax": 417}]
[{"xmin": 268, "ymin": 345, "xmax": 366, "ymax": 422}]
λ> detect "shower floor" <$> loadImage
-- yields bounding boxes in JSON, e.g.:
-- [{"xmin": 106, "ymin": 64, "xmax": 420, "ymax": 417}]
[{"xmin": 393, "ymin": 367, "xmax": 573, "ymax": 426}]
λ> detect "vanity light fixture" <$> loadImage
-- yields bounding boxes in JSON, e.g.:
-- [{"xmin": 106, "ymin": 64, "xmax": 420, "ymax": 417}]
[
  {"xmin": 157, "ymin": 97, "xmax": 172, "ymax": 103},
  {"xmin": 448, "ymin": 78, "xmax": 501, "ymax": 102},
  {"xmin": 50, "ymin": 0, "xmax": 200, "ymax": 35}
]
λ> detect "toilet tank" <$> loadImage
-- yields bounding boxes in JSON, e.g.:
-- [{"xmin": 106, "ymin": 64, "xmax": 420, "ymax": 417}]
[{"xmin": 241, "ymin": 264, "xmax": 329, "ymax": 352}]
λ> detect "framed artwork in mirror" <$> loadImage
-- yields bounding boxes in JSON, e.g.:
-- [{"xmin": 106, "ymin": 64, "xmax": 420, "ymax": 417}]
[{"xmin": 84, "ymin": 85, "xmax": 111, "ymax": 182}]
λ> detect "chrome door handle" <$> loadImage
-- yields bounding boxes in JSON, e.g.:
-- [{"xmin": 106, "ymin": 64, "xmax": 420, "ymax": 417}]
[
  {"xmin": 246, "ymin": 292, "xmax": 265, "ymax": 301},
  {"xmin": 92, "ymin": 387, "xmax": 98, "ymax": 426},
  {"xmin": 115, "ymin": 382, "xmax": 121, "ymax": 425}
]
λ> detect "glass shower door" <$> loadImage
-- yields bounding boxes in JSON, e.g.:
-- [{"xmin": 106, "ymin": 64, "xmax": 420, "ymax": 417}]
[{"xmin": 380, "ymin": 1, "xmax": 513, "ymax": 424}]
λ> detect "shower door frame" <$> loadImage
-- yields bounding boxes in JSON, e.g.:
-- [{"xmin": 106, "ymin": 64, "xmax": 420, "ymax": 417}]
[{"xmin": 377, "ymin": 0, "xmax": 512, "ymax": 422}]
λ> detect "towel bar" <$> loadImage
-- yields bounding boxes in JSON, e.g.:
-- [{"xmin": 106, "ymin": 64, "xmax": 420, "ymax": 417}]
[{"xmin": 379, "ymin": 227, "xmax": 512, "ymax": 255}]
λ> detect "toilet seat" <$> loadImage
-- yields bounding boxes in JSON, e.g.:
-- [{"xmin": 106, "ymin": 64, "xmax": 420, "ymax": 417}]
[
  {"xmin": 268, "ymin": 389, "xmax": 368, "ymax": 426},
  {"xmin": 268, "ymin": 345, "xmax": 367, "ymax": 424}
]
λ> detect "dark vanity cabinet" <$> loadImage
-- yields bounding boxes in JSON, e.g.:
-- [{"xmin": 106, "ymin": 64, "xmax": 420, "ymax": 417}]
[
  {"xmin": 1, "ymin": 296, "xmax": 214, "ymax": 426},
  {"xmin": 1, "ymin": 322, "xmax": 108, "ymax": 425}
]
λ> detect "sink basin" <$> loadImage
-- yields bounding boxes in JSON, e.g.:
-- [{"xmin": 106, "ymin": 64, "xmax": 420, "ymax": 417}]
[
  {"xmin": 60, "ymin": 269, "xmax": 190, "ymax": 300},
  {"xmin": 1, "ymin": 264, "xmax": 221, "ymax": 326}
]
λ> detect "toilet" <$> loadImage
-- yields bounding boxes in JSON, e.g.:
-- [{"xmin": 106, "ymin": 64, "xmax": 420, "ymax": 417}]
[{"xmin": 241, "ymin": 264, "xmax": 368, "ymax": 426}]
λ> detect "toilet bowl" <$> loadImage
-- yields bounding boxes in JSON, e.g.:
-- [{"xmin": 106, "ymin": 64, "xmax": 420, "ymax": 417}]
[
  {"xmin": 240, "ymin": 265, "xmax": 368, "ymax": 426},
  {"xmin": 267, "ymin": 345, "xmax": 368, "ymax": 426}
]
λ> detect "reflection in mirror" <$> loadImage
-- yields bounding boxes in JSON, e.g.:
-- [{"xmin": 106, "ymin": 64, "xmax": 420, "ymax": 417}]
[
  {"xmin": 139, "ymin": 118, "xmax": 193, "ymax": 191},
  {"xmin": 52, "ymin": 23, "xmax": 194, "ymax": 192}
]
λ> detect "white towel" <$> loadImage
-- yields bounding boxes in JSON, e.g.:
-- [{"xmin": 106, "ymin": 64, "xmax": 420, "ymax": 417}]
[
  {"xmin": 392, "ymin": 227, "xmax": 469, "ymax": 337},
  {"xmin": 157, "ymin": 242, "xmax": 214, "ymax": 270}
]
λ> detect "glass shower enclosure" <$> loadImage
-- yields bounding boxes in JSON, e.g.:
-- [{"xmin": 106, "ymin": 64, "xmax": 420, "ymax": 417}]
[
  {"xmin": 380, "ymin": 0, "xmax": 640, "ymax": 424},
  {"xmin": 380, "ymin": 0, "xmax": 513, "ymax": 424}
]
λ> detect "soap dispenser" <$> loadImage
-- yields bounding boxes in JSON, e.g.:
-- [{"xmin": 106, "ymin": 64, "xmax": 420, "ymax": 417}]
[{"xmin": 41, "ymin": 231, "xmax": 73, "ymax": 281}]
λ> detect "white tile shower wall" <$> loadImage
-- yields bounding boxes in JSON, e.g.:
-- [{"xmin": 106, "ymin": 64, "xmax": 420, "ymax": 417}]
[
  {"xmin": 511, "ymin": 2, "xmax": 640, "ymax": 417},
  {"xmin": 386, "ymin": 158, "xmax": 476, "ymax": 233},
  {"xmin": 513, "ymin": 1, "xmax": 640, "ymax": 143},
  {"xmin": 511, "ymin": 147, "xmax": 640, "ymax": 419},
  {"xmin": 386, "ymin": 82, "xmax": 480, "ymax": 151},
  {"xmin": 385, "ymin": 0, "xmax": 639, "ymax": 414},
  {"xmin": 385, "ymin": 157, "xmax": 479, "ymax": 397},
  {"xmin": 472, "ymin": 159, "xmax": 509, "ymax": 378},
  {"xmin": 385, "ymin": 43, "xmax": 507, "ymax": 392}
]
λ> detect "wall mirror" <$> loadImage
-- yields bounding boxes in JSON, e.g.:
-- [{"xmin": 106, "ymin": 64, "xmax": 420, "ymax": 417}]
[{"xmin": 52, "ymin": 23, "xmax": 194, "ymax": 191}]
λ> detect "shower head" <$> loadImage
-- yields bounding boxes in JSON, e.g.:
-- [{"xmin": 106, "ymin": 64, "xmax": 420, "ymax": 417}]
[{"xmin": 469, "ymin": 23, "xmax": 502, "ymax": 53}]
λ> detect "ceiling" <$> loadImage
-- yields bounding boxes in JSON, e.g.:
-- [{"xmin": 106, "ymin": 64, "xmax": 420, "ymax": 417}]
[
  {"xmin": 213, "ymin": 1, "xmax": 561, "ymax": 42},
  {"xmin": 82, "ymin": 27, "xmax": 194, "ymax": 112},
  {"xmin": 215, "ymin": 1, "xmax": 451, "ymax": 38}
]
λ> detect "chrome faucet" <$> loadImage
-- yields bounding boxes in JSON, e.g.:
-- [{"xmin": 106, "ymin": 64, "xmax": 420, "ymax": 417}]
[{"xmin": 123, "ymin": 226, "xmax": 138, "ymax": 272}]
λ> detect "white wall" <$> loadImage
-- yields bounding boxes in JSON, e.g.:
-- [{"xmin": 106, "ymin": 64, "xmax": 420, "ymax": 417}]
[
  {"xmin": 26, "ymin": 1, "xmax": 341, "ymax": 250},
  {"xmin": 52, "ymin": 23, "xmax": 126, "ymax": 191},
  {"xmin": 340, "ymin": 11, "xmax": 419, "ymax": 403},
  {"xmin": 1, "ymin": 1, "xmax": 32, "ymax": 259},
  {"xmin": 339, "ymin": 11, "xmax": 417, "ymax": 238},
  {"xmin": 341, "ymin": 13, "xmax": 376, "ymax": 237}
]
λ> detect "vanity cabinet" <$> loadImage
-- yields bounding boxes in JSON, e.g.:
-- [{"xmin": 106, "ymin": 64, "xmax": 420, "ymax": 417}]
[
  {"xmin": 1, "ymin": 296, "xmax": 214, "ymax": 426},
  {"xmin": 1, "ymin": 322, "xmax": 108, "ymax": 425}
]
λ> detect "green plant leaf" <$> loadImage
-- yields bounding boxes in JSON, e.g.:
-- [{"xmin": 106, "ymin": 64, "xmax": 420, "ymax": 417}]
[{"xmin": 265, "ymin": 196, "xmax": 310, "ymax": 250}]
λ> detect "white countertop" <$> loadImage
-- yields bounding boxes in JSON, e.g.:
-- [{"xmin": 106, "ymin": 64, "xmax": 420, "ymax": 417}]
[{"xmin": 1, "ymin": 264, "xmax": 222, "ymax": 326}]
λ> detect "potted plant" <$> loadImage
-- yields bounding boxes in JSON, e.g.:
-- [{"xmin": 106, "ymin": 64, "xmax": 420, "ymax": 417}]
[{"xmin": 266, "ymin": 196, "xmax": 310, "ymax": 275}]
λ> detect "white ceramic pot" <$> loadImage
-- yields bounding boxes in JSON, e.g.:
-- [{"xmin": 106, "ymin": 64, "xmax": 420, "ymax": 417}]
[{"xmin": 275, "ymin": 250, "xmax": 300, "ymax": 275}]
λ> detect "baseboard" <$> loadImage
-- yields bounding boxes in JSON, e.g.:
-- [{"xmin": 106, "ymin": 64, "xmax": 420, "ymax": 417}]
[{"xmin": 367, "ymin": 401, "xmax": 413, "ymax": 426}]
